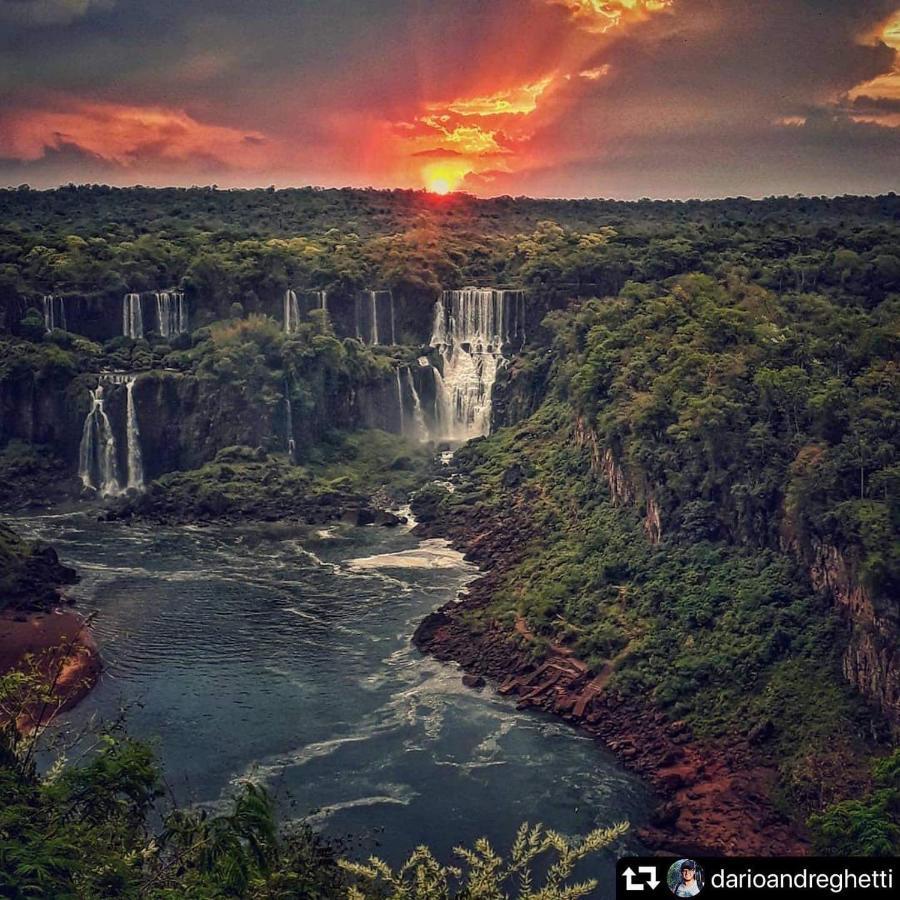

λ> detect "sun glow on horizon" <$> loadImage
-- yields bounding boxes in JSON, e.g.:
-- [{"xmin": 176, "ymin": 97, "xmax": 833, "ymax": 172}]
[
  {"xmin": 428, "ymin": 177, "xmax": 451, "ymax": 194},
  {"xmin": 421, "ymin": 159, "xmax": 470, "ymax": 194}
]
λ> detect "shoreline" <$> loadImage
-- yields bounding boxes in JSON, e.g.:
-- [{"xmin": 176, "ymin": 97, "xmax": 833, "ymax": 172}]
[
  {"xmin": 0, "ymin": 607, "xmax": 102, "ymax": 730},
  {"xmin": 412, "ymin": 503, "xmax": 809, "ymax": 857}
]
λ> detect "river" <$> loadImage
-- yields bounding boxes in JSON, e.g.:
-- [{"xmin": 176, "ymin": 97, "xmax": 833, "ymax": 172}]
[{"xmin": 14, "ymin": 511, "xmax": 650, "ymax": 878}]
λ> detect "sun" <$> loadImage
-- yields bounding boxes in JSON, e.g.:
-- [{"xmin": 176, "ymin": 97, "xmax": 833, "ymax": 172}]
[{"xmin": 422, "ymin": 161, "xmax": 469, "ymax": 195}]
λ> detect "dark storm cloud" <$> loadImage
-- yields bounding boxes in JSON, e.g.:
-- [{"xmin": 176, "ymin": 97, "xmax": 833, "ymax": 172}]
[
  {"xmin": 0, "ymin": 0, "xmax": 898, "ymax": 195},
  {"xmin": 471, "ymin": 0, "xmax": 900, "ymax": 196}
]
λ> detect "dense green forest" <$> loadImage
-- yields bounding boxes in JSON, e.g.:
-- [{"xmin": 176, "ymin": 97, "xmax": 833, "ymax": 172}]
[
  {"xmin": 0, "ymin": 189, "xmax": 898, "ymax": 891},
  {"xmin": 2, "ymin": 187, "xmax": 899, "ymax": 313}
]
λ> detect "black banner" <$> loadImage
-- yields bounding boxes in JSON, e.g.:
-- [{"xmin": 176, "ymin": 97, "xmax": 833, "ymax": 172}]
[{"xmin": 615, "ymin": 857, "xmax": 898, "ymax": 900}]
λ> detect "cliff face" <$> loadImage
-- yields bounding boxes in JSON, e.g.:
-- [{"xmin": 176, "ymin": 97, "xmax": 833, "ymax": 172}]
[
  {"xmin": 490, "ymin": 354, "xmax": 553, "ymax": 431},
  {"xmin": 804, "ymin": 540, "xmax": 900, "ymax": 730},
  {"xmin": 573, "ymin": 416, "xmax": 899, "ymax": 732},
  {"xmin": 574, "ymin": 417, "xmax": 663, "ymax": 544},
  {"xmin": 0, "ymin": 368, "xmax": 88, "ymax": 460},
  {"xmin": 0, "ymin": 365, "xmax": 409, "ymax": 486}
]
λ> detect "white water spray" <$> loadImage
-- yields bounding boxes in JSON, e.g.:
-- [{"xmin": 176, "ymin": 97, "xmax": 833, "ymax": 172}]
[
  {"xmin": 123, "ymin": 293, "xmax": 143, "ymax": 338},
  {"xmin": 155, "ymin": 291, "xmax": 187, "ymax": 338},
  {"xmin": 429, "ymin": 288, "xmax": 526, "ymax": 442},
  {"xmin": 369, "ymin": 291, "xmax": 380, "ymax": 345},
  {"xmin": 125, "ymin": 377, "xmax": 144, "ymax": 490},
  {"xmin": 42, "ymin": 295, "xmax": 67, "ymax": 332},
  {"xmin": 404, "ymin": 368, "xmax": 427, "ymax": 441},
  {"xmin": 284, "ymin": 290, "xmax": 301, "ymax": 334},
  {"xmin": 78, "ymin": 385, "xmax": 122, "ymax": 496}
]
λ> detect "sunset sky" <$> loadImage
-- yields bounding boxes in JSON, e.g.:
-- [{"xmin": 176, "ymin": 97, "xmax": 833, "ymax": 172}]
[{"xmin": 1, "ymin": 0, "xmax": 899, "ymax": 197}]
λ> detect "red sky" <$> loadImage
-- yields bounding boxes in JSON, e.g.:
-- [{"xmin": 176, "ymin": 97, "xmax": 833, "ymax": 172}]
[{"xmin": 1, "ymin": 0, "xmax": 898, "ymax": 197}]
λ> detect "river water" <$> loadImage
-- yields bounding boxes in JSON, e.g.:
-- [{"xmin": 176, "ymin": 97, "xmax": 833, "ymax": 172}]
[{"xmin": 15, "ymin": 512, "xmax": 650, "ymax": 878}]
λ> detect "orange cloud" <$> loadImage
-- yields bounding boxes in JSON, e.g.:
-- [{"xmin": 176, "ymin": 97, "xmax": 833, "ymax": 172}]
[
  {"xmin": 0, "ymin": 100, "xmax": 271, "ymax": 168},
  {"xmin": 390, "ymin": 74, "xmax": 559, "ymax": 190},
  {"xmin": 546, "ymin": 0, "xmax": 673, "ymax": 34},
  {"xmin": 579, "ymin": 64, "xmax": 611, "ymax": 80},
  {"xmin": 845, "ymin": 10, "xmax": 900, "ymax": 125},
  {"xmin": 429, "ymin": 77, "xmax": 554, "ymax": 117}
]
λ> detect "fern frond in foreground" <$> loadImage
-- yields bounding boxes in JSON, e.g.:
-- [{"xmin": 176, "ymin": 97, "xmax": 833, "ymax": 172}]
[{"xmin": 340, "ymin": 820, "xmax": 629, "ymax": 900}]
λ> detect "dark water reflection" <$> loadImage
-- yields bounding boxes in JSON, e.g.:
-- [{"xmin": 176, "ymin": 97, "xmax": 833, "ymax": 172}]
[{"xmin": 15, "ymin": 512, "xmax": 650, "ymax": 880}]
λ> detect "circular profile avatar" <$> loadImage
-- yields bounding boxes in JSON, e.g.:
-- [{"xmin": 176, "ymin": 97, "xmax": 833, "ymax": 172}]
[{"xmin": 667, "ymin": 859, "xmax": 703, "ymax": 897}]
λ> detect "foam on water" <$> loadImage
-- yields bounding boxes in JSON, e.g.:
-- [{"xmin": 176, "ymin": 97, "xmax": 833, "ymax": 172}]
[
  {"xmin": 345, "ymin": 538, "xmax": 472, "ymax": 572},
  {"xmin": 15, "ymin": 511, "xmax": 651, "ymax": 875}
]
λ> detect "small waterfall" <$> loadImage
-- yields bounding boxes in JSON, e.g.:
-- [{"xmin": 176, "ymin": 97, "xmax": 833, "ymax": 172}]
[
  {"xmin": 354, "ymin": 295, "xmax": 362, "ymax": 341},
  {"xmin": 124, "ymin": 377, "xmax": 144, "ymax": 491},
  {"xmin": 359, "ymin": 290, "xmax": 395, "ymax": 344},
  {"xmin": 42, "ymin": 295, "xmax": 67, "ymax": 332},
  {"xmin": 428, "ymin": 288, "xmax": 526, "ymax": 442},
  {"xmin": 123, "ymin": 293, "xmax": 144, "ymax": 339},
  {"xmin": 369, "ymin": 291, "xmax": 379, "ymax": 345},
  {"xmin": 283, "ymin": 379, "xmax": 295, "ymax": 462},
  {"xmin": 284, "ymin": 290, "xmax": 301, "ymax": 334},
  {"xmin": 405, "ymin": 368, "xmax": 428, "ymax": 441},
  {"xmin": 395, "ymin": 368, "xmax": 405, "ymax": 435},
  {"xmin": 317, "ymin": 291, "xmax": 328, "ymax": 315},
  {"xmin": 78, "ymin": 385, "xmax": 122, "ymax": 496},
  {"xmin": 431, "ymin": 366, "xmax": 451, "ymax": 439},
  {"xmin": 155, "ymin": 291, "xmax": 187, "ymax": 338}
]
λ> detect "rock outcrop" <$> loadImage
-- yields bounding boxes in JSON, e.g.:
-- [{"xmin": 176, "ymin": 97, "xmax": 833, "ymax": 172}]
[{"xmin": 412, "ymin": 482, "xmax": 807, "ymax": 856}]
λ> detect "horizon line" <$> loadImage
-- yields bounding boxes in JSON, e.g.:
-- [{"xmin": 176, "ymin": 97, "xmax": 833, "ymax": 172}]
[{"xmin": 1, "ymin": 183, "xmax": 898, "ymax": 205}]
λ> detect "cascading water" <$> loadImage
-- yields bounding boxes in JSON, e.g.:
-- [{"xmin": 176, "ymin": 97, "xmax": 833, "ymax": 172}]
[
  {"xmin": 283, "ymin": 379, "xmax": 295, "ymax": 462},
  {"xmin": 404, "ymin": 368, "xmax": 428, "ymax": 441},
  {"xmin": 78, "ymin": 385, "xmax": 122, "ymax": 496},
  {"xmin": 42, "ymin": 295, "xmax": 67, "ymax": 332},
  {"xmin": 123, "ymin": 293, "xmax": 143, "ymax": 338},
  {"xmin": 79, "ymin": 375, "xmax": 145, "ymax": 495},
  {"xmin": 124, "ymin": 377, "xmax": 144, "ymax": 491},
  {"xmin": 356, "ymin": 290, "xmax": 394, "ymax": 344},
  {"xmin": 429, "ymin": 288, "xmax": 526, "ymax": 442},
  {"xmin": 284, "ymin": 290, "xmax": 301, "ymax": 334},
  {"xmin": 395, "ymin": 368, "xmax": 405, "ymax": 435},
  {"xmin": 369, "ymin": 291, "xmax": 380, "ymax": 345},
  {"xmin": 155, "ymin": 291, "xmax": 187, "ymax": 338}
]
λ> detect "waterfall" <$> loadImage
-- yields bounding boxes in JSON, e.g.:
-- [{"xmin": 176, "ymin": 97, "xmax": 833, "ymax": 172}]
[
  {"xmin": 78, "ymin": 375, "xmax": 145, "ymax": 495},
  {"xmin": 369, "ymin": 291, "xmax": 379, "ymax": 345},
  {"xmin": 284, "ymin": 290, "xmax": 301, "ymax": 334},
  {"xmin": 155, "ymin": 291, "xmax": 187, "ymax": 338},
  {"xmin": 78, "ymin": 385, "xmax": 122, "ymax": 496},
  {"xmin": 179, "ymin": 294, "xmax": 189, "ymax": 333},
  {"xmin": 359, "ymin": 290, "xmax": 395, "ymax": 344},
  {"xmin": 42, "ymin": 295, "xmax": 67, "ymax": 333},
  {"xmin": 405, "ymin": 368, "xmax": 428, "ymax": 441},
  {"xmin": 395, "ymin": 368, "xmax": 405, "ymax": 435},
  {"xmin": 283, "ymin": 379, "xmax": 295, "ymax": 462},
  {"xmin": 354, "ymin": 295, "xmax": 362, "ymax": 341},
  {"xmin": 428, "ymin": 288, "xmax": 526, "ymax": 442},
  {"xmin": 125, "ymin": 377, "xmax": 144, "ymax": 490},
  {"xmin": 123, "ymin": 293, "xmax": 144, "ymax": 338},
  {"xmin": 317, "ymin": 291, "xmax": 328, "ymax": 315}
]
